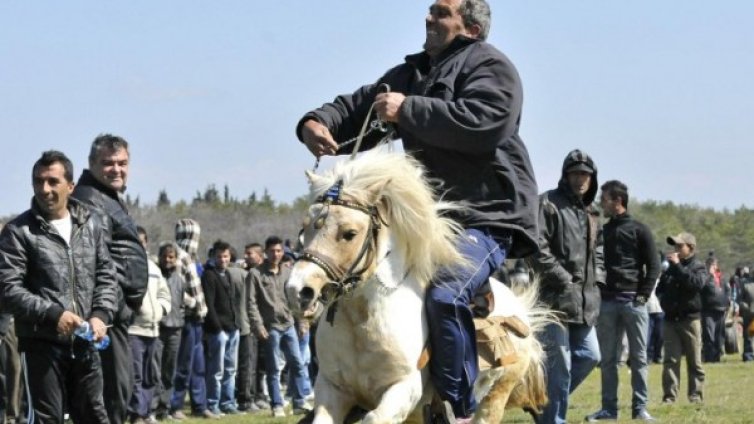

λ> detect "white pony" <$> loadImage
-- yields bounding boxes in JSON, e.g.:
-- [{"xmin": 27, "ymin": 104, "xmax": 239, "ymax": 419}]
[{"xmin": 287, "ymin": 149, "xmax": 551, "ymax": 424}]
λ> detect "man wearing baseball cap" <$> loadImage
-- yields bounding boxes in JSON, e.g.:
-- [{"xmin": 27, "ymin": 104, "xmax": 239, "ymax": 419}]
[{"xmin": 656, "ymin": 231, "xmax": 708, "ymax": 404}]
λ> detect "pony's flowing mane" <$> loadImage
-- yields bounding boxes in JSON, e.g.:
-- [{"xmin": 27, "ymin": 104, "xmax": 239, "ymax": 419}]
[{"xmin": 308, "ymin": 149, "xmax": 464, "ymax": 287}]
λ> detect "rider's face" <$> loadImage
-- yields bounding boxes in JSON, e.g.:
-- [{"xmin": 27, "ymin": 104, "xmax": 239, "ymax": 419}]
[{"xmin": 424, "ymin": 0, "xmax": 473, "ymax": 58}]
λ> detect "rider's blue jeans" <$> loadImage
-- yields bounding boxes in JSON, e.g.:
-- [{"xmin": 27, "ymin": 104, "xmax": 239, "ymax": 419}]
[{"xmin": 426, "ymin": 228, "xmax": 507, "ymax": 418}]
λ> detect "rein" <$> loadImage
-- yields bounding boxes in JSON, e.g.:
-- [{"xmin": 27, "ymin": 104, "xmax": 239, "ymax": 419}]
[{"xmin": 312, "ymin": 83, "xmax": 395, "ymax": 172}]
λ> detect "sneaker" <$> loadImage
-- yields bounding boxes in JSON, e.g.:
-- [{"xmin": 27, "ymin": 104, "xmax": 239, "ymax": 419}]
[
  {"xmin": 585, "ymin": 409, "xmax": 618, "ymax": 421},
  {"xmin": 193, "ymin": 410, "xmax": 220, "ymax": 419},
  {"xmin": 255, "ymin": 399, "xmax": 271, "ymax": 410},
  {"xmin": 661, "ymin": 397, "xmax": 675, "ymax": 404},
  {"xmin": 145, "ymin": 415, "xmax": 159, "ymax": 424},
  {"xmin": 272, "ymin": 406, "xmax": 286, "ymax": 417},
  {"xmin": 238, "ymin": 402, "xmax": 260, "ymax": 412},
  {"xmin": 170, "ymin": 410, "xmax": 187, "ymax": 420},
  {"xmin": 292, "ymin": 401, "xmax": 314, "ymax": 415},
  {"xmin": 632, "ymin": 410, "xmax": 655, "ymax": 421},
  {"xmin": 689, "ymin": 396, "xmax": 703, "ymax": 404},
  {"xmin": 220, "ymin": 406, "xmax": 247, "ymax": 415}
]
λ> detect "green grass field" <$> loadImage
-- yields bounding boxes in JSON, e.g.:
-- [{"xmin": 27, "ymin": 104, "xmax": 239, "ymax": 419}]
[{"xmin": 178, "ymin": 355, "xmax": 753, "ymax": 423}]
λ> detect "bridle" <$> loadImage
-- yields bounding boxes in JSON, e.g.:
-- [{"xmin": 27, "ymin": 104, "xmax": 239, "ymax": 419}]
[{"xmin": 297, "ymin": 180, "xmax": 385, "ymax": 306}]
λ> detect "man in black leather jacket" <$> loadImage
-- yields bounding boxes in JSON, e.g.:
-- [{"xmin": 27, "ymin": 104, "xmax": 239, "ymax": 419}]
[
  {"xmin": 0, "ymin": 150, "xmax": 117, "ymax": 422},
  {"xmin": 530, "ymin": 149, "xmax": 604, "ymax": 424},
  {"xmin": 72, "ymin": 134, "xmax": 148, "ymax": 424}
]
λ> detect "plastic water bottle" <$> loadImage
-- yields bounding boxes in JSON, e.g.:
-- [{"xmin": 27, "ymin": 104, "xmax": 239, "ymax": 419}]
[{"xmin": 73, "ymin": 322, "xmax": 111, "ymax": 350}]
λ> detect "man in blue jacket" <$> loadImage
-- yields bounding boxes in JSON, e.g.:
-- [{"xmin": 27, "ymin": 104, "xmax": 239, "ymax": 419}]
[{"xmin": 297, "ymin": 0, "xmax": 538, "ymax": 421}]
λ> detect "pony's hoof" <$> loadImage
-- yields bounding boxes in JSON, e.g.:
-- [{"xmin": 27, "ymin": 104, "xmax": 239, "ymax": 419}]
[{"xmin": 424, "ymin": 400, "xmax": 459, "ymax": 424}]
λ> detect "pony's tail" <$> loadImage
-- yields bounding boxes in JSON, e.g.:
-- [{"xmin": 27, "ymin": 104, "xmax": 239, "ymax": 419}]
[{"xmin": 508, "ymin": 278, "xmax": 556, "ymax": 414}]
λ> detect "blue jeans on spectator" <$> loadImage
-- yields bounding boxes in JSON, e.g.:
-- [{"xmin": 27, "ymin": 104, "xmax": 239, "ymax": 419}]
[
  {"xmin": 171, "ymin": 321, "xmax": 207, "ymax": 414},
  {"xmin": 596, "ymin": 299, "xmax": 650, "ymax": 415},
  {"xmin": 536, "ymin": 323, "xmax": 600, "ymax": 424},
  {"xmin": 128, "ymin": 335, "xmax": 158, "ymax": 419},
  {"xmin": 426, "ymin": 228, "xmax": 508, "ymax": 419},
  {"xmin": 288, "ymin": 330, "xmax": 313, "ymax": 398},
  {"xmin": 205, "ymin": 329, "xmax": 240, "ymax": 412},
  {"xmin": 265, "ymin": 326, "xmax": 308, "ymax": 409}
]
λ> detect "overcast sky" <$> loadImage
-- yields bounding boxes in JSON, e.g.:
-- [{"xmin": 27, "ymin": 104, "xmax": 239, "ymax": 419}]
[{"xmin": 1, "ymin": 1, "xmax": 753, "ymax": 218}]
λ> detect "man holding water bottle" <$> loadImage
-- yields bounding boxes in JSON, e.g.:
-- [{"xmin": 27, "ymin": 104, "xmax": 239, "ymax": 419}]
[{"xmin": 0, "ymin": 150, "xmax": 118, "ymax": 423}]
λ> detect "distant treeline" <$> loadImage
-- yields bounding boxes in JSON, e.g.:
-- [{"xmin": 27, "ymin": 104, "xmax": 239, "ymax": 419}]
[{"xmin": 3, "ymin": 185, "xmax": 753, "ymax": 274}]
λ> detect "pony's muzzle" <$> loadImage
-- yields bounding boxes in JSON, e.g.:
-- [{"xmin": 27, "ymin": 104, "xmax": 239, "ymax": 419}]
[{"xmin": 299, "ymin": 286, "xmax": 317, "ymax": 312}]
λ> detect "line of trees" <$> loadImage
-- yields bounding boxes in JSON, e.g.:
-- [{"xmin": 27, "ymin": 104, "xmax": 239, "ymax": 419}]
[{"xmin": 3, "ymin": 184, "xmax": 753, "ymax": 274}]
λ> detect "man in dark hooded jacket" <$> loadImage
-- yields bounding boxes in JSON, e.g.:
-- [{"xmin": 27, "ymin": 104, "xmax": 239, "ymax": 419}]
[{"xmin": 530, "ymin": 149, "xmax": 603, "ymax": 424}]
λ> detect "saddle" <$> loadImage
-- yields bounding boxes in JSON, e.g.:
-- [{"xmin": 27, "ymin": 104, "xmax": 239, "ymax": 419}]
[
  {"xmin": 472, "ymin": 279, "xmax": 531, "ymax": 369},
  {"xmin": 417, "ymin": 279, "xmax": 531, "ymax": 370}
]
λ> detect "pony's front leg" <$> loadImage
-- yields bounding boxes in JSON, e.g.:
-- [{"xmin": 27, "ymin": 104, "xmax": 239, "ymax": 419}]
[
  {"xmin": 362, "ymin": 371, "xmax": 424, "ymax": 424},
  {"xmin": 312, "ymin": 377, "xmax": 356, "ymax": 424}
]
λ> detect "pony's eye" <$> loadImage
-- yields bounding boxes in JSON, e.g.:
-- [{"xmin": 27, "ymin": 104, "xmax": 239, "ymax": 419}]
[{"xmin": 343, "ymin": 230, "xmax": 358, "ymax": 241}]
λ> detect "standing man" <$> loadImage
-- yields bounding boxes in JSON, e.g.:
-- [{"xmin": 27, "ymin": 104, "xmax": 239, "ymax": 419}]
[
  {"xmin": 170, "ymin": 219, "xmax": 216, "ymax": 419},
  {"xmin": 656, "ymin": 232, "xmax": 707, "ymax": 404},
  {"xmin": 243, "ymin": 243, "xmax": 264, "ymax": 270},
  {"xmin": 72, "ymin": 134, "xmax": 149, "ymax": 424},
  {"xmin": 202, "ymin": 240, "xmax": 246, "ymax": 416},
  {"xmin": 153, "ymin": 242, "xmax": 186, "ymax": 420},
  {"xmin": 529, "ymin": 149, "xmax": 603, "ymax": 424},
  {"xmin": 700, "ymin": 256, "xmax": 729, "ymax": 363},
  {"xmin": 0, "ymin": 150, "xmax": 117, "ymax": 422},
  {"xmin": 248, "ymin": 236, "xmax": 312, "ymax": 418},
  {"xmin": 236, "ymin": 244, "xmax": 262, "ymax": 412},
  {"xmin": 297, "ymin": 1, "xmax": 538, "ymax": 420},
  {"xmin": 586, "ymin": 180, "xmax": 660, "ymax": 421},
  {"xmin": 739, "ymin": 267, "xmax": 754, "ymax": 363}
]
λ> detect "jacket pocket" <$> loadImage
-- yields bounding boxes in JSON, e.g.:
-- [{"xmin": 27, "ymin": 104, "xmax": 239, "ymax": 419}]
[
  {"xmin": 425, "ymin": 76, "xmax": 455, "ymax": 100},
  {"xmin": 556, "ymin": 283, "xmax": 580, "ymax": 320}
]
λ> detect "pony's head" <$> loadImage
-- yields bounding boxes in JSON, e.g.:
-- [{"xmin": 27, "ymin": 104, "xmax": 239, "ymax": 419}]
[{"xmin": 287, "ymin": 149, "xmax": 464, "ymax": 315}]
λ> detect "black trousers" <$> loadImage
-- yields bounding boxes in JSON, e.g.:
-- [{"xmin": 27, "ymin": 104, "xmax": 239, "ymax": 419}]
[
  {"xmin": 0, "ymin": 324, "xmax": 22, "ymax": 422},
  {"xmin": 101, "ymin": 320, "xmax": 133, "ymax": 424},
  {"xmin": 20, "ymin": 337, "xmax": 108, "ymax": 424},
  {"xmin": 153, "ymin": 326, "xmax": 182, "ymax": 415},
  {"xmin": 702, "ymin": 309, "xmax": 726, "ymax": 362},
  {"xmin": 235, "ymin": 333, "xmax": 259, "ymax": 406}
]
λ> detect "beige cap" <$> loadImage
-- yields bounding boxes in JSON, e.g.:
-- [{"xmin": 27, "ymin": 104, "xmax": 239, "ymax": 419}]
[{"xmin": 667, "ymin": 232, "xmax": 696, "ymax": 247}]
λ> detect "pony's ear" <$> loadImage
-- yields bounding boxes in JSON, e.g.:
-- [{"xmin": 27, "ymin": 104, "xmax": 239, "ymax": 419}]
[
  {"xmin": 367, "ymin": 178, "xmax": 391, "ymax": 203},
  {"xmin": 305, "ymin": 170, "xmax": 324, "ymax": 187}
]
